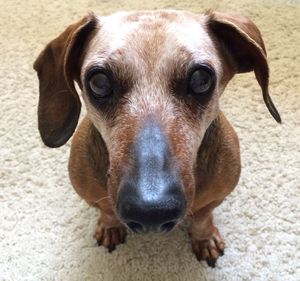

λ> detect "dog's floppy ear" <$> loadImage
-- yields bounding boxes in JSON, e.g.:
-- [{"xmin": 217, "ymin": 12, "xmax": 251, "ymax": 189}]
[
  {"xmin": 207, "ymin": 11, "xmax": 281, "ymax": 123},
  {"xmin": 33, "ymin": 14, "xmax": 97, "ymax": 147}
]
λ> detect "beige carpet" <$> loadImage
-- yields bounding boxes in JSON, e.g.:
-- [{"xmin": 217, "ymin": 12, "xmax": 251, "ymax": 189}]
[{"xmin": 1, "ymin": 0, "xmax": 299, "ymax": 280}]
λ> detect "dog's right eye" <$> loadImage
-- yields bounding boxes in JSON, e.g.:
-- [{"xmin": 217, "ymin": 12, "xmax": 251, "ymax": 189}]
[
  {"xmin": 88, "ymin": 72, "xmax": 113, "ymax": 99},
  {"xmin": 188, "ymin": 65, "xmax": 215, "ymax": 96}
]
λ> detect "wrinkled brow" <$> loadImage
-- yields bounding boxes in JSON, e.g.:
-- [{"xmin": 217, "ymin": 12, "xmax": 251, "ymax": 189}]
[{"xmin": 84, "ymin": 50, "xmax": 136, "ymax": 87}]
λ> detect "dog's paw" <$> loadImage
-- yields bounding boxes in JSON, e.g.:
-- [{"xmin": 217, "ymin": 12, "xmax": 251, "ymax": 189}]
[
  {"xmin": 191, "ymin": 227, "xmax": 225, "ymax": 268},
  {"xmin": 94, "ymin": 222, "xmax": 127, "ymax": 253}
]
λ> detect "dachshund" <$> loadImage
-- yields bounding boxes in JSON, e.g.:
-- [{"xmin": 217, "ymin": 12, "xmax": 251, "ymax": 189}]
[{"xmin": 33, "ymin": 10, "xmax": 281, "ymax": 267}]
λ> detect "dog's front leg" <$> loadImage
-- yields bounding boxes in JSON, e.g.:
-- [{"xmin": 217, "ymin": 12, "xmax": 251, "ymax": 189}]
[
  {"xmin": 189, "ymin": 200, "xmax": 225, "ymax": 268},
  {"xmin": 94, "ymin": 208, "xmax": 127, "ymax": 253}
]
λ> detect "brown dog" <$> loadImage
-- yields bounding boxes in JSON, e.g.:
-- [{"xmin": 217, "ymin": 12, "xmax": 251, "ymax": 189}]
[{"xmin": 33, "ymin": 10, "xmax": 281, "ymax": 267}]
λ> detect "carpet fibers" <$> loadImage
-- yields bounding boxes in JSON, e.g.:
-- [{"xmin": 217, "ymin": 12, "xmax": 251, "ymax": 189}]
[{"xmin": 0, "ymin": 0, "xmax": 299, "ymax": 280}]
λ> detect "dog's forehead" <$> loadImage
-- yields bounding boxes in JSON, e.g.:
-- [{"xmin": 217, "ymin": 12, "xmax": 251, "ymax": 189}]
[
  {"xmin": 100, "ymin": 11, "xmax": 209, "ymax": 48},
  {"xmin": 82, "ymin": 10, "xmax": 220, "ymax": 74}
]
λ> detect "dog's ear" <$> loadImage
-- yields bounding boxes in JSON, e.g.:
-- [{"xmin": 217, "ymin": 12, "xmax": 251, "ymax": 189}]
[
  {"xmin": 207, "ymin": 11, "xmax": 281, "ymax": 123},
  {"xmin": 33, "ymin": 14, "xmax": 97, "ymax": 147}
]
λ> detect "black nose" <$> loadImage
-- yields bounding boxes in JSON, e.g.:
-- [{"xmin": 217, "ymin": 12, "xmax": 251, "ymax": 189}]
[
  {"xmin": 116, "ymin": 119, "xmax": 186, "ymax": 233},
  {"xmin": 118, "ymin": 185, "xmax": 186, "ymax": 233}
]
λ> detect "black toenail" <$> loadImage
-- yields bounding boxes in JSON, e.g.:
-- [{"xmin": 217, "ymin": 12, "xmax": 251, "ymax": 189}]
[
  {"xmin": 206, "ymin": 258, "xmax": 216, "ymax": 268},
  {"xmin": 108, "ymin": 244, "xmax": 116, "ymax": 253}
]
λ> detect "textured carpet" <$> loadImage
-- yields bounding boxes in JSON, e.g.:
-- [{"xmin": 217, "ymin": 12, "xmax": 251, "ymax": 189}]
[{"xmin": 0, "ymin": 0, "xmax": 299, "ymax": 280}]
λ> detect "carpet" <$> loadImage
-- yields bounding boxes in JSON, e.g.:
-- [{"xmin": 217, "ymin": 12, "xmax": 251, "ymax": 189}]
[{"xmin": 0, "ymin": 0, "xmax": 299, "ymax": 280}]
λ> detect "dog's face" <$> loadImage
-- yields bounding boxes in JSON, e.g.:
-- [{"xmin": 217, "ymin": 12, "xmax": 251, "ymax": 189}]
[
  {"xmin": 34, "ymin": 10, "xmax": 280, "ymax": 233},
  {"xmin": 81, "ymin": 11, "xmax": 223, "ymax": 214}
]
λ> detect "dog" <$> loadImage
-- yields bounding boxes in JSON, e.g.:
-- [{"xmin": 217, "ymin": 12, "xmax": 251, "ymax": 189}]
[{"xmin": 33, "ymin": 10, "xmax": 281, "ymax": 267}]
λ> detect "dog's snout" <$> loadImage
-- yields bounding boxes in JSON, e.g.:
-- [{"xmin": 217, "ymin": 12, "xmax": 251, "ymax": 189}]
[
  {"xmin": 118, "ymin": 186, "xmax": 186, "ymax": 233},
  {"xmin": 117, "ymin": 119, "xmax": 186, "ymax": 233}
]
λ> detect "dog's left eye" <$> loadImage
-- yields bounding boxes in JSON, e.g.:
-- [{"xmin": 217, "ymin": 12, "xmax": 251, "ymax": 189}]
[
  {"xmin": 88, "ymin": 72, "xmax": 112, "ymax": 98},
  {"xmin": 189, "ymin": 66, "xmax": 215, "ymax": 95}
]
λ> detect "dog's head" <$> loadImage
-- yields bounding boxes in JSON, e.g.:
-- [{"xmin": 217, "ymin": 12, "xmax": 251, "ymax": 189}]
[{"xmin": 34, "ymin": 10, "xmax": 280, "ymax": 233}]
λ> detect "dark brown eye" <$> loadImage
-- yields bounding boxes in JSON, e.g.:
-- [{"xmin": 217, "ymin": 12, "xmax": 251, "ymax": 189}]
[
  {"xmin": 89, "ymin": 72, "xmax": 112, "ymax": 98},
  {"xmin": 189, "ymin": 66, "xmax": 215, "ymax": 95}
]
